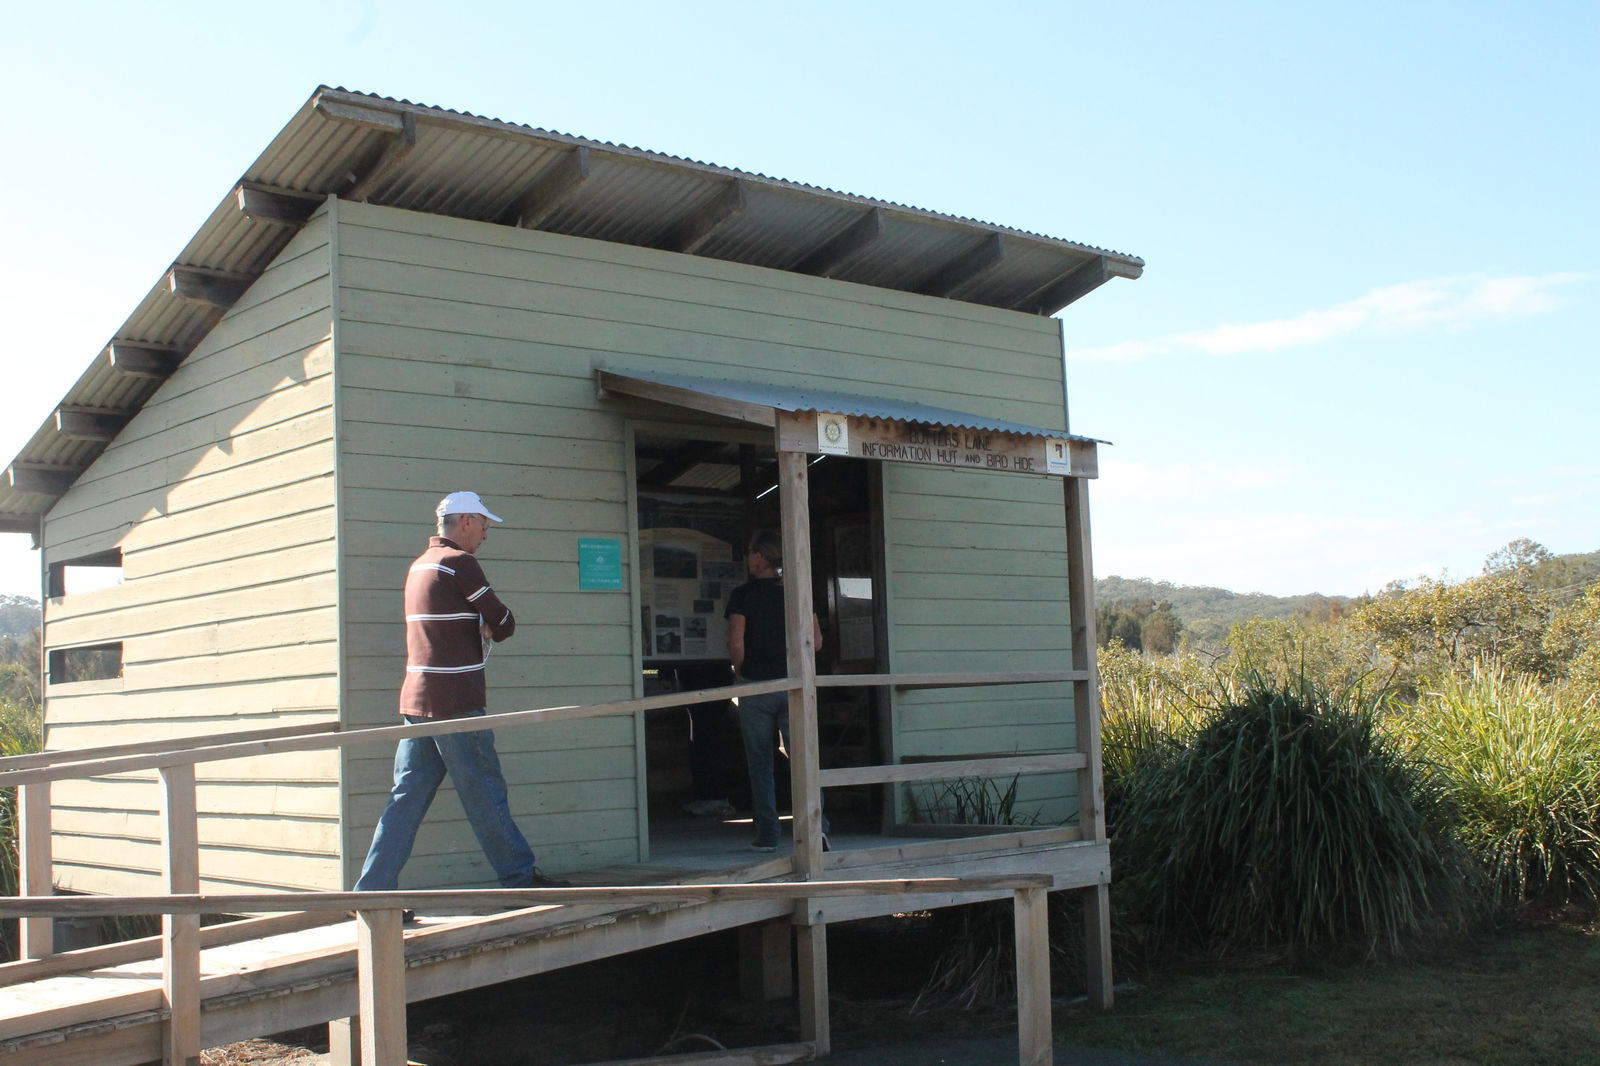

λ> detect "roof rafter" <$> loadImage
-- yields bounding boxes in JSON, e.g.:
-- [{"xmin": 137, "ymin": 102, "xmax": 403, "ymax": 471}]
[
  {"xmin": 106, "ymin": 343, "xmax": 183, "ymax": 380},
  {"xmin": 659, "ymin": 179, "xmax": 748, "ymax": 255},
  {"xmin": 345, "ymin": 112, "xmax": 418, "ymax": 203},
  {"xmin": 1013, "ymin": 255, "xmax": 1142, "ymax": 315},
  {"xmin": 167, "ymin": 267, "xmax": 251, "ymax": 308},
  {"xmin": 236, "ymin": 183, "xmax": 323, "ymax": 226},
  {"xmin": 6, "ymin": 464, "xmax": 83, "ymax": 497},
  {"xmin": 504, "ymin": 146, "xmax": 591, "ymax": 229},
  {"xmin": 55, "ymin": 406, "xmax": 130, "ymax": 443},
  {"xmin": 793, "ymin": 207, "xmax": 882, "ymax": 277},
  {"xmin": 914, "ymin": 232, "xmax": 1005, "ymax": 298}
]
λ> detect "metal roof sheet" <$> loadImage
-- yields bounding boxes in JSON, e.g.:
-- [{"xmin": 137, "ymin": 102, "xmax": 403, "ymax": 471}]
[
  {"xmin": 601, "ymin": 370, "xmax": 1109, "ymax": 445},
  {"xmin": 1, "ymin": 86, "xmax": 1138, "ymax": 529}
]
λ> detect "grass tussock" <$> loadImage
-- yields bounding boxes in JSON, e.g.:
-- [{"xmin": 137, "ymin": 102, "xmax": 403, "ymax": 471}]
[
  {"xmin": 1113, "ymin": 674, "xmax": 1476, "ymax": 958},
  {"xmin": 1390, "ymin": 665, "xmax": 1600, "ymax": 906}
]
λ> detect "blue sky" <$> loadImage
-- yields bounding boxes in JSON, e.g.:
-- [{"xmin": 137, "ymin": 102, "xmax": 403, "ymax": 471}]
[{"xmin": 0, "ymin": 1, "xmax": 1593, "ymax": 599}]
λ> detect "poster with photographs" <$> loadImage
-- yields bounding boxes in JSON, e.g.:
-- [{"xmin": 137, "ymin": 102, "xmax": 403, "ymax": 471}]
[{"xmin": 639, "ymin": 528, "xmax": 739, "ymax": 661}]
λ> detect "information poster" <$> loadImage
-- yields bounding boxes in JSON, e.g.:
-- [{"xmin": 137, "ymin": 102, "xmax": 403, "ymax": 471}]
[{"xmin": 638, "ymin": 528, "xmax": 741, "ymax": 661}]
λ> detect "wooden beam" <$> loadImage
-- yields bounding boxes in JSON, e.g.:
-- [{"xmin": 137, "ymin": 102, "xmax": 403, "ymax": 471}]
[
  {"xmin": 53, "ymin": 406, "xmax": 129, "ymax": 443},
  {"xmin": 1063, "ymin": 475, "xmax": 1114, "ymax": 1009},
  {"xmin": 18, "ymin": 782, "xmax": 51, "ymax": 960},
  {"xmin": 589, "ymin": 1044, "xmax": 816, "ymax": 1066},
  {"xmin": 595, "ymin": 370, "xmax": 775, "ymax": 427},
  {"xmin": 235, "ymin": 183, "xmax": 322, "ymax": 225},
  {"xmin": 160, "ymin": 764, "xmax": 201, "ymax": 1066},
  {"xmin": 1015, "ymin": 255, "xmax": 1111, "ymax": 315},
  {"xmin": 737, "ymin": 920, "xmax": 792, "ymax": 1001},
  {"xmin": 355, "ymin": 908, "xmax": 408, "ymax": 1066},
  {"xmin": 1082, "ymin": 882, "xmax": 1114, "ymax": 1010},
  {"xmin": 0, "ymin": 719, "xmax": 336, "ymax": 773},
  {"xmin": 777, "ymin": 450, "xmax": 824, "ymax": 875},
  {"xmin": 793, "ymin": 207, "xmax": 882, "ymax": 277},
  {"xmin": 638, "ymin": 438, "xmax": 728, "ymax": 489},
  {"xmin": 819, "ymin": 752, "xmax": 1086, "ymax": 789},
  {"xmin": 0, "ymin": 876, "xmax": 1054, "ymax": 919},
  {"xmin": 6, "ymin": 464, "xmax": 79, "ymax": 497},
  {"xmin": 0, "ymin": 513, "xmax": 39, "ymax": 534},
  {"xmin": 775, "ymin": 409, "xmax": 1096, "ymax": 478},
  {"xmin": 913, "ymin": 231, "xmax": 1004, "ymax": 297},
  {"xmin": 815, "ymin": 669, "xmax": 1087, "ymax": 689},
  {"xmin": 312, "ymin": 95, "xmax": 408, "ymax": 134},
  {"xmin": 505, "ymin": 146, "xmax": 591, "ymax": 228},
  {"xmin": 105, "ymin": 343, "xmax": 182, "ymax": 380},
  {"xmin": 795, "ymin": 921, "xmax": 829, "ymax": 1057},
  {"xmin": 167, "ymin": 266, "xmax": 251, "ymax": 308},
  {"xmin": 660, "ymin": 178, "xmax": 748, "ymax": 255},
  {"xmin": 1013, "ymin": 886, "xmax": 1053, "ymax": 1065},
  {"xmin": 346, "ymin": 112, "xmax": 418, "ymax": 202}
]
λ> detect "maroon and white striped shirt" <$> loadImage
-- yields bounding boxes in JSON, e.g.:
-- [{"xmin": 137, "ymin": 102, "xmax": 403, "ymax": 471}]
[{"xmin": 398, "ymin": 536, "xmax": 516, "ymax": 718}]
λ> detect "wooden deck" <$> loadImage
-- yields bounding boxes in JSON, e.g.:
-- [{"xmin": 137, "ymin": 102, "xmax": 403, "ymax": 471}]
[{"xmin": 0, "ymin": 820, "xmax": 1108, "ymax": 1066}]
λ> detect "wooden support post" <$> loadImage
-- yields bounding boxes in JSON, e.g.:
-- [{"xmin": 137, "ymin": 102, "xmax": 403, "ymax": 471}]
[
  {"xmin": 356, "ymin": 909, "xmax": 407, "ymax": 1066},
  {"xmin": 738, "ymin": 920, "xmax": 793, "ymax": 1000},
  {"xmin": 1013, "ymin": 887, "xmax": 1053, "ymax": 1066},
  {"xmin": 1063, "ymin": 476, "xmax": 1106, "ymax": 842},
  {"xmin": 160, "ymin": 764, "xmax": 201, "ymax": 1066},
  {"xmin": 776, "ymin": 449, "xmax": 824, "ymax": 875},
  {"xmin": 778, "ymin": 446, "xmax": 830, "ymax": 1055},
  {"xmin": 18, "ymin": 781, "xmax": 52, "ymax": 959},
  {"xmin": 795, "ymin": 919, "xmax": 830, "ymax": 1058},
  {"xmin": 1083, "ymin": 882, "xmax": 1114, "ymax": 1010},
  {"xmin": 1063, "ymin": 477, "xmax": 1113, "ymax": 1006},
  {"xmin": 327, "ymin": 1018, "xmax": 360, "ymax": 1066}
]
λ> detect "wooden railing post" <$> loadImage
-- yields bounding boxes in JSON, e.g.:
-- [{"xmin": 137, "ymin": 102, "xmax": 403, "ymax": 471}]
[
  {"xmin": 18, "ymin": 780, "xmax": 53, "ymax": 959},
  {"xmin": 160, "ymin": 764, "xmax": 201, "ymax": 1066},
  {"xmin": 1013, "ymin": 886, "xmax": 1052, "ymax": 1066},
  {"xmin": 1064, "ymin": 476, "xmax": 1113, "ymax": 1008},
  {"xmin": 355, "ymin": 909, "xmax": 407, "ymax": 1066}
]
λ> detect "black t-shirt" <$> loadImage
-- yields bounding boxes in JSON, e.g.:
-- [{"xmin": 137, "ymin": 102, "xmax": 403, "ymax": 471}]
[{"xmin": 724, "ymin": 577, "xmax": 787, "ymax": 680}]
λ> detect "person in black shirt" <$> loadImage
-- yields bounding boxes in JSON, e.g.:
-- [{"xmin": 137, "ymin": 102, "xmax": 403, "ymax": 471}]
[{"xmin": 725, "ymin": 530, "xmax": 822, "ymax": 851}]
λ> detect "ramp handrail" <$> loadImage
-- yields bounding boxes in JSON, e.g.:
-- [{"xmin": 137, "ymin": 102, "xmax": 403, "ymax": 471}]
[{"xmin": 0, "ymin": 876, "xmax": 1057, "ymax": 1066}]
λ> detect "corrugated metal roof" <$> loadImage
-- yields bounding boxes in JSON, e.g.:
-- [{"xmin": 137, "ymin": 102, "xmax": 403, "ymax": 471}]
[
  {"xmin": 1, "ymin": 86, "xmax": 1138, "ymax": 529},
  {"xmin": 601, "ymin": 370, "xmax": 1109, "ymax": 445}
]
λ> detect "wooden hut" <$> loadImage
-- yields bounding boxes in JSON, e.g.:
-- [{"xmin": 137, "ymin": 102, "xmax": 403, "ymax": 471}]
[{"xmin": 1, "ymin": 86, "xmax": 1139, "ymax": 965}]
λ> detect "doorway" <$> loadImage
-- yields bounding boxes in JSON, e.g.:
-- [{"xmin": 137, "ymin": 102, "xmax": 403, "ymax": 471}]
[{"xmin": 633, "ymin": 430, "xmax": 885, "ymax": 853}]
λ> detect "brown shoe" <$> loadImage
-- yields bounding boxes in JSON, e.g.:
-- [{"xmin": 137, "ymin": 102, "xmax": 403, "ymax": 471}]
[{"xmin": 525, "ymin": 872, "xmax": 571, "ymax": 888}]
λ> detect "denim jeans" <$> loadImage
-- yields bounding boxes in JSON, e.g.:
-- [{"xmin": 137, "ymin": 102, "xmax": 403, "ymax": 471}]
[
  {"xmin": 354, "ymin": 710, "xmax": 537, "ymax": 891},
  {"xmin": 737, "ymin": 690, "xmax": 827, "ymax": 847}
]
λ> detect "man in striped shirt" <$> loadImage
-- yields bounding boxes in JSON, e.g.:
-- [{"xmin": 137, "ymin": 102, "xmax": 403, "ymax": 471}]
[{"xmin": 354, "ymin": 491, "xmax": 567, "ymax": 897}]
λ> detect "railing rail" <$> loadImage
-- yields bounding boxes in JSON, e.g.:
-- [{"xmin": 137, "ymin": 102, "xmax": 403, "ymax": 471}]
[{"xmin": 3, "ymin": 669, "xmax": 1093, "ymax": 1065}]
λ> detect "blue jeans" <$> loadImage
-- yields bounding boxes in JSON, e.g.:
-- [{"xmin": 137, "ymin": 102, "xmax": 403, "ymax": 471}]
[
  {"xmin": 737, "ymin": 691, "xmax": 827, "ymax": 847},
  {"xmin": 354, "ymin": 711, "xmax": 537, "ymax": 891}
]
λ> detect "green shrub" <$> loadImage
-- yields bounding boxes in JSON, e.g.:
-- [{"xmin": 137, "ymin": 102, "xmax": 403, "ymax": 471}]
[
  {"xmin": 1389, "ymin": 666, "xmax": 1600, "ymax": 906},
  {"xmin": 1114, "ymin": 675, "xmax": 1476, "ymax": 958}
]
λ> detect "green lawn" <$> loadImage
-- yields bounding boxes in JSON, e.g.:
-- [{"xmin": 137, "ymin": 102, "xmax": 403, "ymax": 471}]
[{"xmin": 1061, "ymin": 922, "xmax": 1600, "ymax": 1065}]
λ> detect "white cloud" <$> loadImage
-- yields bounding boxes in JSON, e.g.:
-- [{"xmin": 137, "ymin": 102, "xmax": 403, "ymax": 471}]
[{"xmin": 1074, "ymin": 272, "xmax": 1592, "ymax": 362}]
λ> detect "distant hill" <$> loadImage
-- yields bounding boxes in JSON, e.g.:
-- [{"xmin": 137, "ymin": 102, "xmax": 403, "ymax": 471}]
[
  {"xmin": 1096, "ymin": 547, "xmax": 1600, "ymax": 645},
  {"xmin": 1094, "ymin": 576, "xmax": 1355, "ymax": 644},
  {"xmin": 0, "ymin": 596, "xmax": 39, "ymax": 639}
]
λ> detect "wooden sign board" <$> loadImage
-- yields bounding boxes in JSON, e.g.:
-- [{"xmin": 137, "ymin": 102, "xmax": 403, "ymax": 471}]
[{"xmin": 775, "ymin": 410, "xmax": 1097, "ymax": 478}]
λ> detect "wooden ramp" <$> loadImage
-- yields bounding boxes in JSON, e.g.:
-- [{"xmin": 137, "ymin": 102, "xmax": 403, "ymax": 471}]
[{"xmin": 0, "ymin": 833, "xmax": 1106, "ymax": 1066}]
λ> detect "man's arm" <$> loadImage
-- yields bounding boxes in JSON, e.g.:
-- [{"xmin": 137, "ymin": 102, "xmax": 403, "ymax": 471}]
[
  {"xmin": 726, "ymin": 613, "xmax": 747, "ymax": 672},
  {"xmin": 458, "ymin": 556, "xmax": 515, "ymax": 642}
]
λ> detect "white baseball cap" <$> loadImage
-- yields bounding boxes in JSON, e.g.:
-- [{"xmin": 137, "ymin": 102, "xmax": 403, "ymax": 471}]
[{"xmin": 435, "ymin": 491, "xmax": 503, "ymax": 523}]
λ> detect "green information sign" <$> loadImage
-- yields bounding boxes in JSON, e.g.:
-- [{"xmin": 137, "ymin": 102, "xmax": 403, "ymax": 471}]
[{"xmin": 578, "ymin": 537, "xmax": 623, "ymax": 590}]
